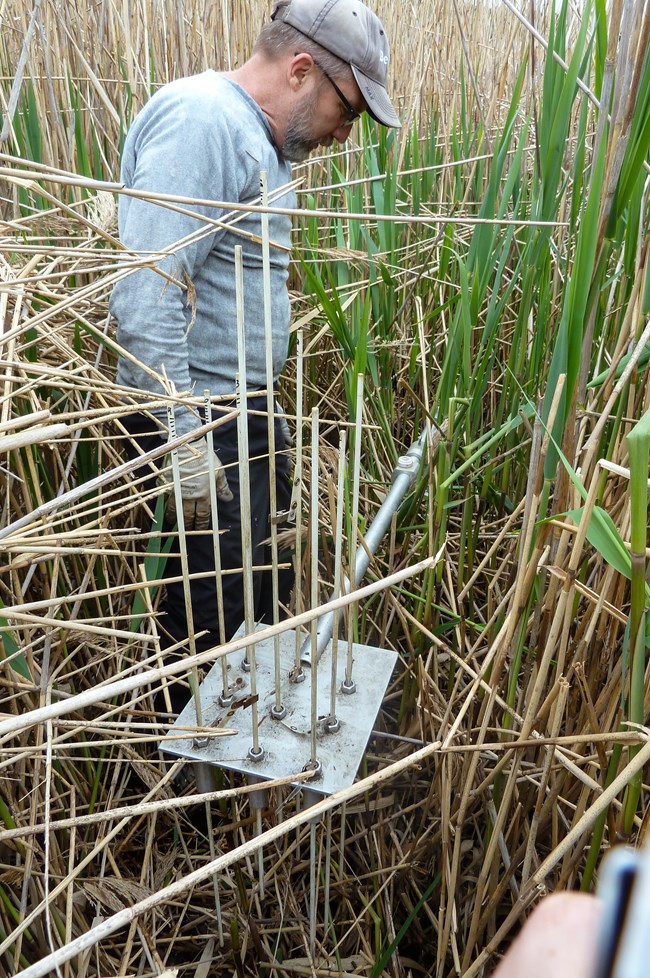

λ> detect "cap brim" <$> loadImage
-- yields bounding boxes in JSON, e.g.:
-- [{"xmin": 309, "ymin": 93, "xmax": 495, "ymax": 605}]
[{"xmin": 351, "ymin": 65, "xmax": 401, "ymax": 128}]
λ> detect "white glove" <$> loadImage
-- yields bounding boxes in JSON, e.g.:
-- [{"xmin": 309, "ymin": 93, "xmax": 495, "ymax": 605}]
[{"xmin": 159, "ymin": 435, "xmax": 233, "ymax": 530}]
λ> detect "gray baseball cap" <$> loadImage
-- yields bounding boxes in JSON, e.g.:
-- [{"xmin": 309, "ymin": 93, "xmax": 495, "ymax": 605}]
[{"xmin": 271, "ymin": 0, "xmax": 401, "ymax": 128}]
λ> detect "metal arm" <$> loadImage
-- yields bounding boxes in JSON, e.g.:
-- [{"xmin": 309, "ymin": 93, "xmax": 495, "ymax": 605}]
[{"xmin": 300, "ymin": 427, "xmax": 436, "ymax": 666}]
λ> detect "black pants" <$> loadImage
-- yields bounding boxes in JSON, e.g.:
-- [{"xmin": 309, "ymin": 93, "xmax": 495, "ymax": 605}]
[{"xmin": 122, "ymin": 398, "xmax": 294, "ymax": 655}]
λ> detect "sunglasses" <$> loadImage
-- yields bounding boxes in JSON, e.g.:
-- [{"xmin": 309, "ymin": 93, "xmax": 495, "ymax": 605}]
[{"xmin": 312, "ymin": 60, "xmax": 362, "ymax": 125}]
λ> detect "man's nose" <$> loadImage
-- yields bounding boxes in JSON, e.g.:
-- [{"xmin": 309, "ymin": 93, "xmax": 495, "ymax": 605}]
[{"xmin": 332, "ymin": 122, "xmax": 354, "ymax": 143}]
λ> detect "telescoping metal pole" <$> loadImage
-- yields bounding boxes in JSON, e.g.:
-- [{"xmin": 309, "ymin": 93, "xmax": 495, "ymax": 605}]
[{"xmin": 300, "ymin": 427, "xmax": 435, "ymax": 667}]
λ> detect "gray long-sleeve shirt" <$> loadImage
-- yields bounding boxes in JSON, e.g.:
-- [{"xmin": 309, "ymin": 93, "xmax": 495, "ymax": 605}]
[{"xmin": 110, "ymin": 71, "xmax": 296, "ymax": 435}]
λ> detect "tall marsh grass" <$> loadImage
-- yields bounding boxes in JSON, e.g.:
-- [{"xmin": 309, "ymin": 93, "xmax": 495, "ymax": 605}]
[{"xmin": 0, "ymin": 0, "xmax": 649, "ymax": 975}]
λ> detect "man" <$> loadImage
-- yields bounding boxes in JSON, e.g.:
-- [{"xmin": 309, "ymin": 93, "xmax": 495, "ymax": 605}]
[{"xmin": 110, "ymin": 0, "xmax": 401, "ymax": 710}]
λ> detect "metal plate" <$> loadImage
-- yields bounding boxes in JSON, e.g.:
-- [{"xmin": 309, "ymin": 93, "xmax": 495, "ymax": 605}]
[{"xmin": 161, "ymin": 627, "xmax": 397, "ymax": 796}]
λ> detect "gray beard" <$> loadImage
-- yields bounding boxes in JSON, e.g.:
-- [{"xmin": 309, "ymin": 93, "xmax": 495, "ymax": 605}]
[{"xmin": 281, "ymin": 91, "xmax": 320, "ymax": 163}]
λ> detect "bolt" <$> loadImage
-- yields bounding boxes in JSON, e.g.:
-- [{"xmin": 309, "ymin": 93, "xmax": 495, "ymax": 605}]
[{"xmin": 302, "ymin": 758, "xmax": 323, "ymax": 779}]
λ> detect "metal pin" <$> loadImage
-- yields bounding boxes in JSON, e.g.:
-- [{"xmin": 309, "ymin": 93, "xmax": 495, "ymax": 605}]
[
  {"xmin": 329, "ymin": 429, "xmax": 347, "ymax": 723},
  {"xmin": 234, "ymin": 245, "xmax": 262, "ymax": 757},
  {"xmin": 324, "ymin": 810, "xmax": 333, "ymax": 935},
  {"xmin": 344, "ymin": 375, "xmax": 364, "ymax": 689},
  {"xmin": 301, "ymin": 781, "xmax": 322, "ymax": 958},
  {"xmin": 309, "ymin": 408, "xmax": 319, "ymax": 768},
  {"xmin": 204, "ymin": 390, "xmax": 230, "ymax": 703},
  {"xmin": 309, "ymin": 820, "xmax": 318, "ymax": 956},
  {"xmin": 260, "ymin": 170, "xmax": 285, "ymax": 721},
  {"xmin": 293, "ymin": 328, "xmax": 305, "ymax": 680},
  {"xmin": 166, "ymin": 404, "xmax": 204, "ymax": 729},
  {"xmin": 248, "ymin": 776, "xmax": 269, "ymax": 900}
]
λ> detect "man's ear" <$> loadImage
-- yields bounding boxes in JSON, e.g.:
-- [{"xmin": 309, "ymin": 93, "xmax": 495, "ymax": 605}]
[{"xmin": 288, "ymin": 52, "xmax": 315, "ymax": 92}]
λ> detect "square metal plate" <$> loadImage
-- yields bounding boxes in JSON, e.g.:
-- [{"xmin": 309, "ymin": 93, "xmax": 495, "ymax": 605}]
[{"xmin": 161, "ymin": 627, "xmax": 397, "ymax": 796}]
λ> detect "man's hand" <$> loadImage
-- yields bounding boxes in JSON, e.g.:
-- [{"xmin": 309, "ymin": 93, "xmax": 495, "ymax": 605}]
[
  {"xmin": 491, "ymin": 893, "xmax": 601, "ymax": 978},
  {"xmin": 159, "ymin": 436, "xmax": 233, "ymax": 529}
]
